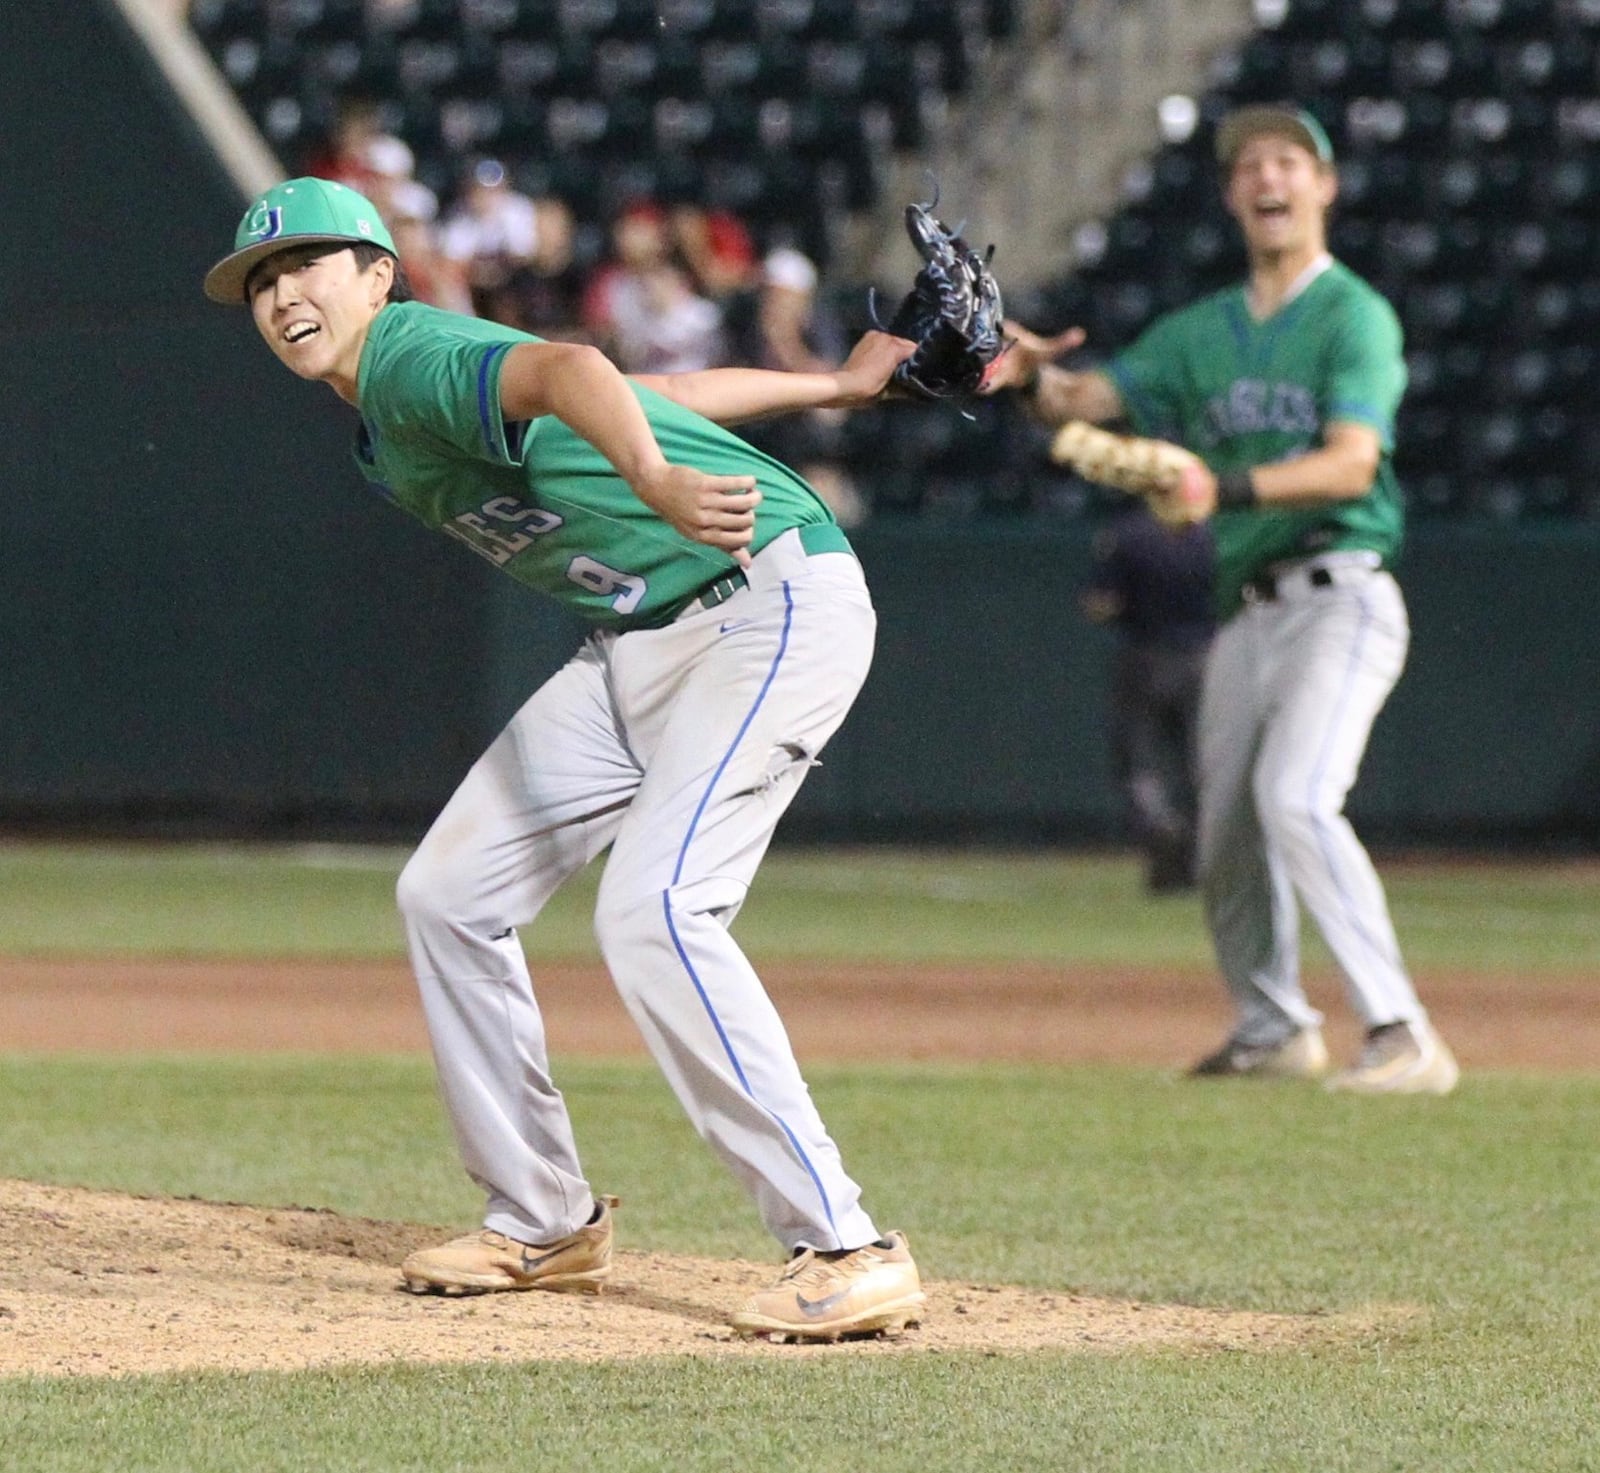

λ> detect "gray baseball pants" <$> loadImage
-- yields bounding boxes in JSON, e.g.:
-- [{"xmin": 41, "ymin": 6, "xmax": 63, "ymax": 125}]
[
  {"xmin": 395, "ymin": 530, "xmax": 882, "ymax": 1254},
  {"xmin": 1196, "ymin": 555, "xmax": 1429, "ymax": 1045}
]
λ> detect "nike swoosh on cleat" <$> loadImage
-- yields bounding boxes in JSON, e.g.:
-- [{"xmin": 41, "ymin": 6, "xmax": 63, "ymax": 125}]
[
  {"xmin": 719, "ymin": 619, "xmax": 752, "ymax": 634},
  {"xmin": 518, "ymin": 1245, "xmax": 567, "ymax": 1275},
  {"xmin": 794, "ymin": 1287, "xmax": 855, "ymax": 1318}
]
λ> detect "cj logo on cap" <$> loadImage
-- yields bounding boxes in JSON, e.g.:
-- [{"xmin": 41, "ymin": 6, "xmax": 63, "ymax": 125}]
[{"xmin": 245, "ymin": 203, "xmax": 284, "ymax": 242}]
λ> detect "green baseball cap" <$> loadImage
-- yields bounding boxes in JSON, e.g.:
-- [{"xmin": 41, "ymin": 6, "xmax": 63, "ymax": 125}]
[
  {"xmin": 1215, "ymin": 105, "xmax": 1335, "ymax": 169},
  {"xmin": 203, "ymin": 176, "xmax": 397, "ymax": 304}
]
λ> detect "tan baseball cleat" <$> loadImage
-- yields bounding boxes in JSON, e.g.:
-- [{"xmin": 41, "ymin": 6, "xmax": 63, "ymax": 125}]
[
  {"xmin": 400, "ymin": 1195, "xmax": 618, "ymax": 1296},
  {"xmin": 1188, "ymin": 1027, "xmax": 1330, "ymax": 1080},
  {"xmin": 1326, "ymin": 1021, "xmax": 1460, "ymax": 1096},
  {"xmin": 731, "ymin": 1231, "xmax": 926, "ymax": 1343}
]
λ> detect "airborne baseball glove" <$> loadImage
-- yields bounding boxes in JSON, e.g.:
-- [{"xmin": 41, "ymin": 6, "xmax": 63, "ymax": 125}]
[
  {"xmin": 873, "ymin": 195, "xmax": 1004, "ymax": 400},
  {"xmin": 1050, "ymin": 421, "xmax": 1213, "ymax": 527}
]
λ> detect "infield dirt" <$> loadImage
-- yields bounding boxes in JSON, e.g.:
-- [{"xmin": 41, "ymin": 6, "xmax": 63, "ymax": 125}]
[{"xmin": 0, "ymin": 1178, "xmax": 1391, "ymax": 1377}]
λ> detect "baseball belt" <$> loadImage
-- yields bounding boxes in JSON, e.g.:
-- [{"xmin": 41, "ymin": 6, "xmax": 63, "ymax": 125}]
[
  {"xmin": 692, "ymin": 523, "xmax": 855, "ymax": 612},
  {"xmin": 1242, "ymin": 551, "xmax": 1382, "ymax": 604}
]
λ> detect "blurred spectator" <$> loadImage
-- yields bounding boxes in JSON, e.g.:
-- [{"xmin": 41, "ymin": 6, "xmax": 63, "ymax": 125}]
[
  {"xmin": 439, "ymin": 158, "xmax": 579, "ymax": 333},
  {"xmin": 753, "ymin": 246, "xmax": 844, "ymax": 372},
  {"xmin": 608, "ymin": 262, "xmax": 726, "ymax": 374},
  {"xmin": 730, "ymin": 245, "xmax": 865, "ymax": 527},
  {"xmin": 391, "ymin": 213, "xmax": 475, "ymax": 316},
  {"xmin": 581, "ymin": 200, "xmax": 674, "ymax": 344},
  {"xmin": 669, "ymin": 203, "xmax": 759, "ymax": 301},
  {"xmin": 1081, "ymin": 504, "xmax": 1216, "ymax": 894},
  {"xmin": 302, "ymin": 97, "xmax": 391, "ymax": 195},
  {"xmin": 581, "ymin": 201, "xmax": 723, "ymax": 371},
  {"xmin": 360, "ymin": 134, "xmax": 439, "ymax": 231}
]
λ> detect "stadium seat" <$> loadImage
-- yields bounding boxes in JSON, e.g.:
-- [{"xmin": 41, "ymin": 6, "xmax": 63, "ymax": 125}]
[
  {"xmin": 1390, "ymin": 34, "xmax": 1493, "ymax": 95},
  {"xmin": 1142, "ymin": 148, "xmax": 1212, "ymax": 211},
  {"xmin": 188, "ymin": 0, "xmax": 268, "ymax": 42},
  {"xmin": 653, "ymin": 95, "xmax": 713, "ymax": 150},
  {"xmin": 592, "ymin": 36, "xmax": 659, "ymax": 95},
  {"xmin": 1493, "ymin": 34, "xmax": 1593, "ymax": 92},
  {"xmin": 595, "ymin": 156, "xmax": 665, "ymax": 214},
  {"xmin": 857, "ymin": 0, "xmax": 915, "ymax": 35},
  {"xmin": 1329, "ymin": 213, "xmax": 1381, "ymax": 277},
  {"xmin": 1547, "ymin": 344, "xmax": 1598, "ymax": 402},
  {"xmin": 1453, "ymin": 0, "xmax": 1561, "ymax": 38},
  {"xmin": 1288, "ymin": 34, "xmax": 1390, "ymax": 94},
  {"xmin": 1479, "ymin": 346, "xmax": 1552, "ymax": 403},
  {"xmin": 298, "ymin": 0, "xmax": 367, "ymax": 41},
  {"xmin": 1438, "ymin": 342, "xmax": 1490, "ymax": 402},
  {"xmin": 650, "ymin": 36, "xmax": 704, "ymax": 94},
  {"xmin": 699, "ymin": 0, "xmax": 759, "ymax": 38},
  {"xmin": 1494, "ymin": 219, "xmax": 1592, "ymax": 279},
  {"xmin": 396, "ymin": 36, "xmax": 465, "ymax": 93},
  {"xmin": 1216, "ymin": 34, "xmax": 1292, "ymax": 102},
  {"xmin": 1421, "ymin": 152, "xmax": 1526, "ymax": 217},
  {"xmin": 1533, "ymin": 154, "xmax": 1600, "ymax": 215},
  {"xmin": 507, "ymin": 0, "xmax": 560, "ymax": 35},
  {"xmin": 698, "ymin": 38, "xmax": 763, "ymax": 91},
  {"xmin": 1259, "ymin": 0, "xmax": 1352, "ymax": 41},
  {"xmin": 555, "ymin": 0, "xmax": 620, "ymax": 36},
  {"xmin": 1358, "ymin": 0, "xmax": 1450, "ymax": 39},
  {"xmin": 1336, "ymin": 150, "xmax": 1417, "ymax": 212},
  {"xmin": 459, "ymin": 0, "xmax": 519, "ymax": 36},
  {"xmin": 1380, "ymin": 218, "xmax": 1485, "ymax": 280}
]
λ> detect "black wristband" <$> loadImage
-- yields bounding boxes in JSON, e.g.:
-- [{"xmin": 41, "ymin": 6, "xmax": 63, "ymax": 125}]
[{"xmin": 1215, "ymin": 469, "xmax": 1258, "ymax": 509}]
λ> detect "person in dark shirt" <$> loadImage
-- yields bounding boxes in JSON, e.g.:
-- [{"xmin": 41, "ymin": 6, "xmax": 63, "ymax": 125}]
[{"xmin": 1082, "ymin": 503, "xmax": 1216, "ymax": 893}]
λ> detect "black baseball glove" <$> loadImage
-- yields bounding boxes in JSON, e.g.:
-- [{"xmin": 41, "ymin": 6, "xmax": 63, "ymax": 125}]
[{"xmin": 874, "ymin": 194, "xmax": 1005, "ymax": 400}]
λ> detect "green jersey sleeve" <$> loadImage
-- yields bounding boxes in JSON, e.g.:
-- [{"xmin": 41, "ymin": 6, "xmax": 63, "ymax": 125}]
[
  {"xmin": 360, "ymin": 322, "xmax": 523, "ymax": 468},
  {"xmin": 1322, "ymin": 293, "xmax": 1406, "ymax": 450}
]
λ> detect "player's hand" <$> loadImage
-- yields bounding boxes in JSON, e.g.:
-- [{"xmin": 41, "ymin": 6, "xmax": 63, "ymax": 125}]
[
  {"xmin": 827, "ymin": 330, "xmax": 918, "ymax": 406},
  {"xmin": 977, "ymin": 322, "xmax": 1087, "ymax": 394},
  {"xmin": 1168, "ymin": 460, "xmax": 1218, "ymax": 525},
  {"xmin": 631, "ymin": 464, "xmax": 763, "ymax": 567}
]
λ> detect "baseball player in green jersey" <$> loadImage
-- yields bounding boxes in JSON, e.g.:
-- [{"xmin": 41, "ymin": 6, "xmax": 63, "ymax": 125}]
[
  {"xmin": 988, "ymin": 105, "xmax": 1458, "ymax": 1094},
  {"xmin": 204, "ymin": 177, "xmax": 928, "ymax": 1340}
]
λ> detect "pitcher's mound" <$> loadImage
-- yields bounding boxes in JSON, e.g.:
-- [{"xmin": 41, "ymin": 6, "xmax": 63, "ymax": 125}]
[{"xmin": 0, "ymin": 1179, "xmax": 1382, "ymax": 1377}]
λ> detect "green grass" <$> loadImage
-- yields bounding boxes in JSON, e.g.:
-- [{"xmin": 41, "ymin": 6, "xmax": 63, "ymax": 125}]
[
  {"xmin": 1, "ymin": 842, "xmax": 1599, "ymax": 1469},
  {"xmin": 2, "ymin": 1055, "xmax": 1599, "ymax": 1470},
  {"xmin": 1, "ymin": 840, "xmax": 1596, "ymax": 970}
]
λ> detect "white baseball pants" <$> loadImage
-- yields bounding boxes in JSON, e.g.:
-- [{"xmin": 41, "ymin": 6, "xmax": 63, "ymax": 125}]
[
  {"xmin": 395, "ymin": 530, "xmax": 881, "ymax": 1255},
  {"xmin": 1196, "ymin": 558, "xmax": 1428, "ymax": 1045}
]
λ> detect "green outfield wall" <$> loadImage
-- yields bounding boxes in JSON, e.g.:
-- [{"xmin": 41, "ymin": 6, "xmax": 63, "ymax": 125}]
[{"xmin": 4, "ymin": 2, "xmax": 1596, "ymax": 843}]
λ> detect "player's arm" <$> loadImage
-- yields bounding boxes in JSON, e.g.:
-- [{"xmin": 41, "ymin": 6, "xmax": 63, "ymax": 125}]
[
  {"xmin": 1175, "ymin": 422, "xmax": 1383, "ymax": 520},
  {"xmin": 498, "ymin": 339, "xmax": 761, "ymax": 562},
  {"xmin": 1245, "ymin": 422, "xmax": 1383, "ymax": 502},
  {"xmin": 979, "ymin": 321, "xmax": 1125, "ymax": 424},
  {"xmin": 633, "ymin": 330, "xmax": 916, "ymax": 425}
]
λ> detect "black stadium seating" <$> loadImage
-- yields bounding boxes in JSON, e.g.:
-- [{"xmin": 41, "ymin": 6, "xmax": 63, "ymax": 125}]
[
  {"xmin": 191, "ymin": 0, "xmax": 1013, "ymax": 250},
  {"xmin": 189, "ymin": 0, "xmax": 1597, "ymax": 520}
]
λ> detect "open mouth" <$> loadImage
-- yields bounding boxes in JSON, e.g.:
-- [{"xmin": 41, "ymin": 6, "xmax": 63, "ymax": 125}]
[
  {"xmin": 1253, "ymin": 200, "xmax": 1290, "ymax": 220},
  {"xmin": 283, "ymin": 322, "xmax": 321, "ymax": 344}
]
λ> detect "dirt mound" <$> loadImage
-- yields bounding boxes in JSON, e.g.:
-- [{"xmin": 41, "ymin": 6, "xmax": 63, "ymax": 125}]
[{"xmin": 0, "ymin": 1180, "xmax": 1368, "ymax": 1377}]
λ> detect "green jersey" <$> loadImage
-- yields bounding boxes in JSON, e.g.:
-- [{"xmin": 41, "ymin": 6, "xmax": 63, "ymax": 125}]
[
  {"xmin": 1106, "ymin": 260, "xmax": 1407, "ymax": 616},
  {"xmin": 352, "ymin": 302, "xmax": 838, "ymax": 630}
]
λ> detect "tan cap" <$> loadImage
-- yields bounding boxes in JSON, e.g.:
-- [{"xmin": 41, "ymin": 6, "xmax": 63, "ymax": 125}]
[{"xmin": 1215, "ymin": 106, "xmax": 1335, "ymax": 168}]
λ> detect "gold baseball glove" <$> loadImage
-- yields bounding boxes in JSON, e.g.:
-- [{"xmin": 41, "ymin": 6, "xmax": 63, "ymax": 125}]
[{"xmin": 1050, "ymin": 421, "xmax": 1212, "ymax": 526}]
